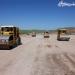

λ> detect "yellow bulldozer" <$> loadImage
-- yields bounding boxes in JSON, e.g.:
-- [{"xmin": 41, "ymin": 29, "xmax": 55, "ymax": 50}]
[
  {"xmin": 57, "ymin": 29, "xmax": 70, "ymax": 41},
  {"xmin": 0, "ymin": 26, "xmax": 21, "ymax": 49},
  {"xmin": 44, "ymin": 31, "xmax": 50, "ymax": 38}
]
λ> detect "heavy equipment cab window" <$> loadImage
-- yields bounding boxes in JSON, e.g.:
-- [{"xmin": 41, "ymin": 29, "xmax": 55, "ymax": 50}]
[
  {"xmin": 3, "ymin": 27, "xmax": 9, "ymax": 31},
  {"xmin": 1, "ymin": 28, "xmax": 4, "ymax": 31},
  {"xmin": 10, "ymin": 27, "xmax": 13, "ymax": 31},
  {"xmin": 2, "ymin": 27, "xmax": 13, "ymax": 31},
  {"xmin": 63, "ymin": 31, "xmax": 66, "ymax": 33}
]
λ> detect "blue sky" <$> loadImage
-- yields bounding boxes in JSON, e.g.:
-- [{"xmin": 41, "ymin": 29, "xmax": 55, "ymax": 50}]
[{"xmin": 0, "ymin": 0, "xmax": 75, "ymax": 29}]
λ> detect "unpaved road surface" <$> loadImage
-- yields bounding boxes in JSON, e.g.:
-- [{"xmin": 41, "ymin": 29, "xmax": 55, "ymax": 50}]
[{"xmin": 0, "ymin": 34, "xmax": 75, "ymax": 75}]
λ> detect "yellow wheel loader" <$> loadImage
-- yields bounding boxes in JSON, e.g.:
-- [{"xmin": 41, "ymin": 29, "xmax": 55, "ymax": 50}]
[
  {"xmin": 0, "ymin": 26, "xmax": 21, "ymax": 49},
  {"xmin": 57, "ymin": 29, "xmax": 70, "ymax": 41},
  {"xmin": 44, "ymin": 31, "xmax": 49, "ymax": 38},
  {"xmin": 32, "ymin": 32, "xmax": 36, "ymax": 37}
]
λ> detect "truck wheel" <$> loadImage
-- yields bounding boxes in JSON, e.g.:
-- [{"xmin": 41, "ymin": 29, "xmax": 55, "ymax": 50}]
[{"xmin": 10, "ymin": 45, "xmax": 13, "ymax": 49}]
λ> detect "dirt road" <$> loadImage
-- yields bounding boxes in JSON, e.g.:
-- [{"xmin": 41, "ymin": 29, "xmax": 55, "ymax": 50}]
[{"xmin": 0, "ymin": 34, "xmax": 75, "ymax": 75}]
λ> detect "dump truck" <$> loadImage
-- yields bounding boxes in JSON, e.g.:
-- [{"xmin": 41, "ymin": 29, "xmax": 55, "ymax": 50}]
[
  {"xmin": 32, "ymin": 32, "xmax": 36, "ymax": 37},
  {"xmin": 44, "ymin": 31, "xmax": 49, "ymax": 38},
  {"xmin": 57, "ymin": 29, "xmax": 70, "ymax": 41},
  {"xmin": 0, "ymin": 26, "xmax": 21, "ymax": 49}
]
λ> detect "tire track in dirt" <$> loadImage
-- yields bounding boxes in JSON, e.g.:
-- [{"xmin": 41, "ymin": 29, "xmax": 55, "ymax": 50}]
[
  {"xmin": 62, "ymin": 53, "xmax": 75, "ymax": 74},
  {"xmin": 0, "ymin": 36, "xmax": 37, "ymax": 75},
  {"xmin": 60, "ymin": 53, "xmax": 75, "ymax": 75},
  {"xmin": 31, "ymin": 36, "xmax": 75, "ymax": 75},
  {"xmin": 31, "ymin": 38, "xmax": 55, "ymax": 75},
  {"xmin": 0, "ymin": 35, "xmax": 75, "ymax": 75},
  {"xmin": 32, "ymin": 52, "xmax": 75, "ymax": 75},
  {"xmin": 51, "ymin": 54, "xmax": 69, "ymax": 75},
  {"xmin": 64, "ymin": 54, "xmax": 75, "ymax": 67}
]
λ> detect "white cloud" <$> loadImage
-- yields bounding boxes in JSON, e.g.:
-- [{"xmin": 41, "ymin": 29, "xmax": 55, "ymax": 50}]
[{"xmin": 58, "ymin": 1, "xmax": 75, "ymax": 7}]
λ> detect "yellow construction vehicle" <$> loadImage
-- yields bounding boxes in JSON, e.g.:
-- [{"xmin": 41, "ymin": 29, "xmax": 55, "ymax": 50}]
[
  {"xmin": 32, "ymin": 32, "xmax": 36, "ymax": 37},
  {"xmin": 0, "ymin": 26, "xmax": 21, "ymax": 49},
  {"xmin": 44, "ymin": 31, "xmax": 49, "ymax": 38},
  {"xmin": 57, "ymin": 29, "xmax": 70, "ymax": 41}
]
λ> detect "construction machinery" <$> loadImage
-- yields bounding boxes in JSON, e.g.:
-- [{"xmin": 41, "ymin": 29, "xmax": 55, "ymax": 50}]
[
  {"xmin": 0, "ymin": 25, "xmax": 21, "ymax": 49},
  {"xmin": 32, "ymin": 32, "xmax": 36, "ymax": 37},
  {"xmin": 44, "ymin": 31, "xmax": 50, "ymax": 38},
  {"xmin": 57, "ymin": 29, "xmax": 70, "ymax": 41}
]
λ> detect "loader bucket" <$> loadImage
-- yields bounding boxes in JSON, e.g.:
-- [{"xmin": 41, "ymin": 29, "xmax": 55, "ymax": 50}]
[{"xmin": 57, "ymin": 37, "xmax": 70, "ymax": 41}]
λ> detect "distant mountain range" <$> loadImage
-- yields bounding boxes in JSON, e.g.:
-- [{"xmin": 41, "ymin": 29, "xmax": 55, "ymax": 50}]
[
  {"xmin": 20, "ymin": 27, "xmax": 75, "ymax": 34},
  {"xmin": 59, "ymin": 27, "xmax": 75, "ymax": 30}
]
